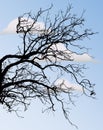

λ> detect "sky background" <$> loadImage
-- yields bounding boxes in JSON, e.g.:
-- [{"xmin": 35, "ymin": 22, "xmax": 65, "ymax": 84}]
[{"xmin": 0, "ymin": 0, "xmax": 103, "ymax": 130}]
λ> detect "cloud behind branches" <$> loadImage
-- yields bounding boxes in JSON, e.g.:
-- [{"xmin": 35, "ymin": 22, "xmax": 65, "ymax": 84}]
[
  {"xmin": 50, "ymin": 43, "xmax": 95, "ymax": 63},
  {"xmin": 0, "ymin": 18, "xmax": 45, "ymax": 34},
  {"xmin": 54, "ymin": 78, "xmax": 83, "ymax": 92}
]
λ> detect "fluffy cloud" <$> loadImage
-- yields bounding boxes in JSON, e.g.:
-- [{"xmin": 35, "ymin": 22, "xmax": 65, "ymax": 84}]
[
  {"xmin": 54, "ymin": 78, "xmax": 83, "ymax": 92},
  {"xmin": 1, "ymin": 18, "xmax": 18, "ymax": 34},
  {"xmin": 49, "ymin": 43, "xmax": 95, "ymax": 62},
  {"xmin": 72, "ymin": 53, "xmax": 94, "ymax": 62},
  {"xmin": 0, "ymin": 18, "xmax": 45, "ymax": 34}
]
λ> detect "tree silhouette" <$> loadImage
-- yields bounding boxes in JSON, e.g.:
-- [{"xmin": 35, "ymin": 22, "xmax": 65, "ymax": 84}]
[{"xmin": 0, "ymin": 5, "xmax": 95, "ymax": 126}]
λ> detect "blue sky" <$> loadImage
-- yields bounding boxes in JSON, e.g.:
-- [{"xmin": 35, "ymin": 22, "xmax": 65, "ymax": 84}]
[{"xmin": 0, "ymin": 0, "xmax": 103, "ymax": 130}]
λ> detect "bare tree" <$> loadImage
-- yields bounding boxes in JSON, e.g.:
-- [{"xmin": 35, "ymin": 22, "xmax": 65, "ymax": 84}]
[{"xmin": 0, "ymin": 5, "xmax": 95, "ymax": 127}]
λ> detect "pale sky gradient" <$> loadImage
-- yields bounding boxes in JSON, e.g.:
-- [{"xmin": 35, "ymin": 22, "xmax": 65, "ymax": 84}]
[{"xmin": 0, "ymin": 0, "xmax": 103, "ymax": 130}]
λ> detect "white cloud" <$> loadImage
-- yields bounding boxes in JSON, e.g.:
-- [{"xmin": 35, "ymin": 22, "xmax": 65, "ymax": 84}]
[
  {"xmin": 48, "ymin": 43, "xmax": 95, "ymax": 62},
  {"xmin": 0, "ymin": 17, "xmax": 45, "ymax": 34},
  {"xmin": 72, "ymin": 53, "xmax": 94, "ymax": 62},
  {"xmin": 1, "ymin": 18, "xmax": 18, "ymax": 34},
  {"xmin": 54, "ymin": 78, "xmax": 83, "ymax": 92}
]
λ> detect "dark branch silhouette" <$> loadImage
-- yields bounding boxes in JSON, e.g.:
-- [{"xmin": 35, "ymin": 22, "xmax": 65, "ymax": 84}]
[{"xmin": 0, "ymin": 5, "xmax": 95, "ymax": 127}]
